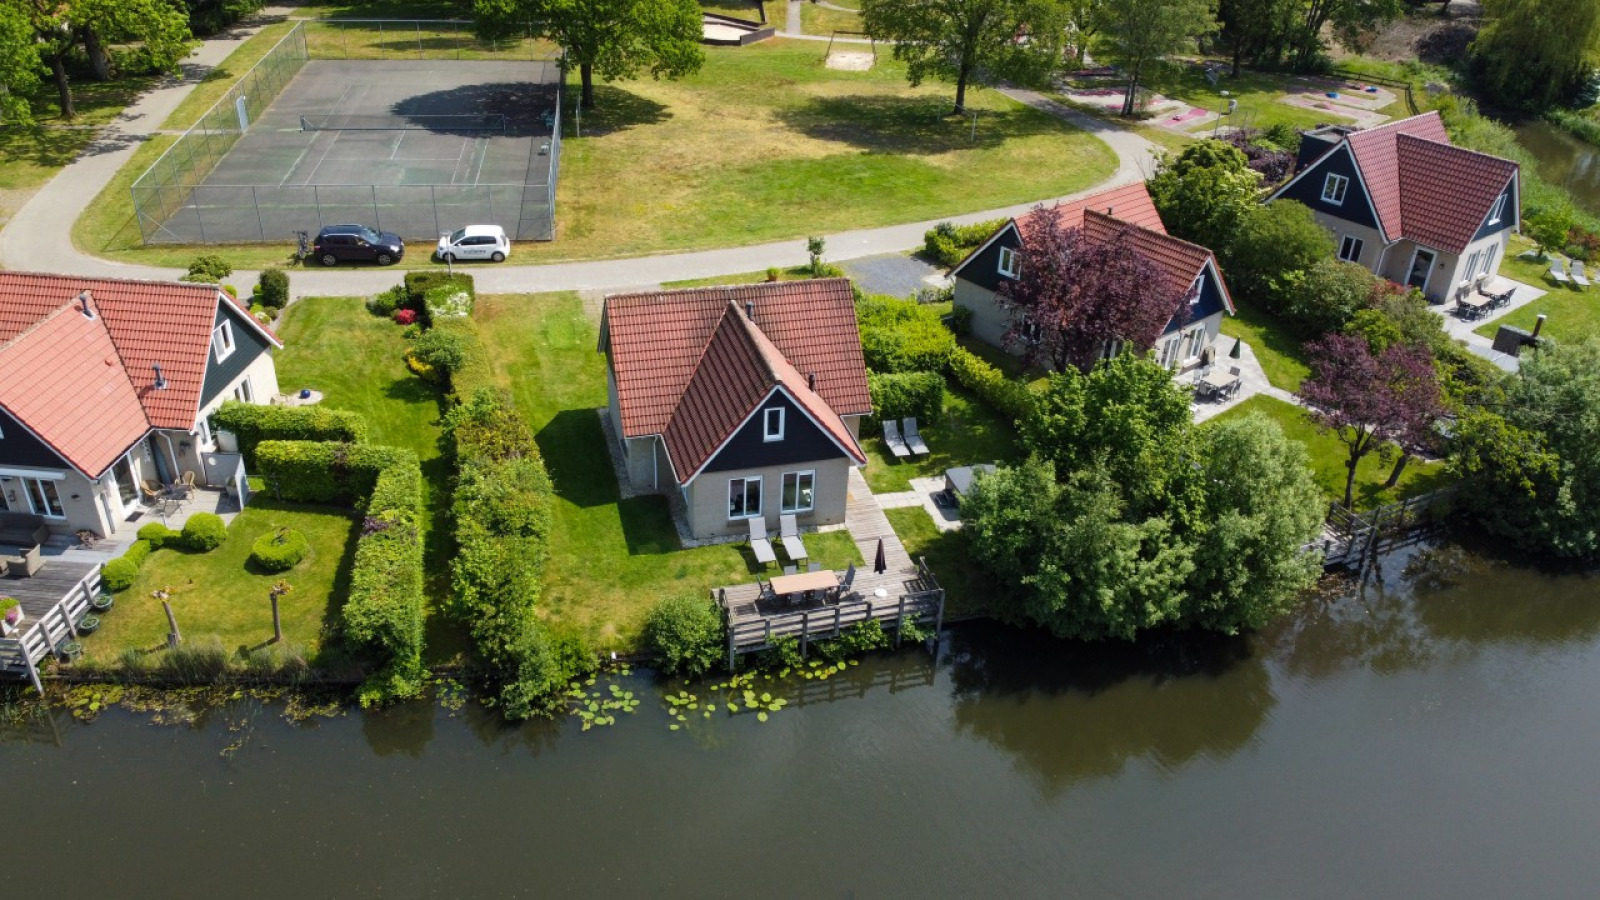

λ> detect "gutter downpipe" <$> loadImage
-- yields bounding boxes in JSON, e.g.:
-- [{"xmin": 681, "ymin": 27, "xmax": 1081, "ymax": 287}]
[{"xmin": 1373, "ymin": 237, "xmax": 1400, "ymax": 281}]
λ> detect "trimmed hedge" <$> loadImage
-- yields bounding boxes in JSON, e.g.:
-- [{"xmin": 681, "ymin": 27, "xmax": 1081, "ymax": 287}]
[
  {"xmin": 182, "ymin": 513, "xmax": 228, "ymax": 551},
  {"xmin": 103, "ymin": 558, "xmax": 139, "ymax": 592},
  {"xmin": 123, "ymin": 538, "xmax": 154, "ymax": 568},
  {"xmin": 136, "ymin": 522, "xmax": 179, "ymax": 549},
  {"xmin": 857, "ymin": 294, "xmax": 957, "ymax": 373},
  {"xmin": 947, "ymin": 346, "xmax": 1037, "ymax": 425},
  {"xmin": 210, "ymin": 401, "xmax": 370, "ymax": 466},
  {"xmin": 255, "ymin": 439, "xmax": 424, "ymax": 704},
  {"xmin": 429, "ymin": 318, "xmax": 495, "ymax": 398},
  {"xmin": 257, "ymin": 268, "xmax": 289, "ymax": 309},
  {"xmin": 867, "ymin": 371, "xmax": 945, "ymax": 427},
  {"xmin": 250, "ymin": 528, "xmax": 309, "ymax": 572},
  {"xmin": 923, "ymin": 218, "xmax": 1008, "ymax": 267}
]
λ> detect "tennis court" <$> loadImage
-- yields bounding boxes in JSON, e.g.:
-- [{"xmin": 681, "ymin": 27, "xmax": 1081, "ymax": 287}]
[{"xmin": 138, "ymin": 56, "xmax": 562, "ymax": 244}]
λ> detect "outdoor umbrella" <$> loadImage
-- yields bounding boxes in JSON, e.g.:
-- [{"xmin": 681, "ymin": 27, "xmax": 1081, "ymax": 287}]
[
  {"xmin": 1229, "ymin": 338, "xmax": 1242, "ymax": 359},
  {"xmin": 873, "ymin": 538, "xmax": 887, "ymax": 574}
]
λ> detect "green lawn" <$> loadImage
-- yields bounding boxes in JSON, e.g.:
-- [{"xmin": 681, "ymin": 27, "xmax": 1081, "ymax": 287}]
[
  {"xmin": 1474, "ymin": 281, "xmax": 1600, "ymax": 343},
  {"xmin": 702, "ymin": 0, "xmax": 765, "ymax": 20},
  {"xmin": 271, "ymin": 297, "xmax": 467, "ymax": 662},
  {"xmin": 1218, "ymin": 301, "xmax": 1312, "ymax": 392},
  {"xmin": 1209, "ymin": 394, "xmax": 1449, "ymax": 509},
  {"xmin": 77, "ymin": 36, "xmax": 1115, "ymax": 269},
  {"xmin": 662, "ymin": 264, "xmax": 819, "ymax": 288},
  {"xmin": 884, "ymin": 506, "xmax": 986, "ymax": 619},
  {"xmin": 862, "ymin": 383, "xmax": 1023, "ymax": 493},
  {"xmin": 471, "ymin": 292, "xmax": 861, "ymax": 651},
  {"xmin": 160, "ymin": 20, "xmax": 300, "ymax": 130},
  {"xmin": 84, "ymin": 501, "xmax": 359, "ymax": 663},
  {"xmin": 800, "ymin": 0, "xmax": 861, "ymax": 35}
]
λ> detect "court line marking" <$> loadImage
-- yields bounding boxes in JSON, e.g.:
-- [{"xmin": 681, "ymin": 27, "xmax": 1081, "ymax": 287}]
[
  {"xmin": 390, "ymin": 130, "xmax": 406, "ymax": 160},
  {"xmin": 298, "ymin": 130, "xmax": 344, "ymax": 186},
  {"xmin": 471, "ymin": 137, "xmax": 488, "ymax": 186},
  {"xmin": 289, "ymin": 82, "xmax": 358, "ymax": 186}
]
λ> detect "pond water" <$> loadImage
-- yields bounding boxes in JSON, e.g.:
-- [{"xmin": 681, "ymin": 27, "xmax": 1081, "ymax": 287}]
[
  {"xmin": 5, "ymin": 538, "xmax": 1600, "ymax": 898},
  {"xmin": 1515, "ymin": 119, "xmax": 1600, "ymax": 217}
]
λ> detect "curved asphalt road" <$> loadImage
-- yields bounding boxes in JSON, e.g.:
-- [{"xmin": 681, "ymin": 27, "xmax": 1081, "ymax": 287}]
[{"xmin": 0, "ymin": 14, "xmax": 1156, "ymax": 298}]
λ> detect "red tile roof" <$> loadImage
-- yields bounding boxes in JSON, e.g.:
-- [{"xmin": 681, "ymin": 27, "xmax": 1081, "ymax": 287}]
[
  {"xmin": 1342, "ymin": 112, "xmax": 1518, "ymax": 253},
  {"xmin": 602, "ymin": 279, "xmax": 872, "ymax": 440},
  {"xmin": 662, "ymin": 303, "xmax": 866, "ymax": 482},
  {"xmin": 1080, "ymin": 210, "xmax": 1230, "ymax": 311},
  {"xmin": 1014, "ymin": 181, "xmax": 1167, "ymax": 242},
  {"xmin": 0, "ymin": 299, "xmax": 150, "ymax": 476},
  {"xmin": 0, "ymin": 272, "xmax": 281, "ymax": 476}
]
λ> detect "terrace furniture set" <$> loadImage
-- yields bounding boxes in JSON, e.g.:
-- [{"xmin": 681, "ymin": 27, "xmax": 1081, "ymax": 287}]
[
  {"xmin": 882, "ymin": 418, "xmax": 930, "ymax": 459},
  {"xmin": 757, "ymin": 561, "xmax": 859, "ymax": 606},
  {"xmin": 0, "ymin": 511, "xmax": 49, "ymax": 580},
  {"xmin": 1455, "ymin": 286, "xmax": 1517, "ymax": 320},
  {"xmin": 141, "ymin": 473, "xmax": 199, "ymax": 516},
  {"xmin": 1194, "ymin": 366, "xmax": 1243, "ymax": 402}
]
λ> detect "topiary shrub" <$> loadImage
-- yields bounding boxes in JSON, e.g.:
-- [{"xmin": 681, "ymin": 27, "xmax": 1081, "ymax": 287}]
[
  {"xmin": 181, "ymin": 513, "xmax": 228, "ymax": 552},
  {"xmin": 642, "ymin": 594, "xmax": 724, "ymax": 677},
  {"xmin": 250, "ymin": 527, "xmax": 309, "ymax": 572},
  {"xmin": 123, "ymin": 538, "xmax": 153, "ymax": 568},
  {"xmin": 136, "ymin": 522, "xmax": 180, "ymax": 549},
  {"xmin": 366, "ymin": 284, "xmax": 406, "ymax": 317},
  {"xmin": 102, "ymin": 558, "xmax": 139, "ymax": 592},
  {"xmin": 257, "ymin": 267, "xmax": 289, "ymax": 309},
  {"xmin": 180, "ymin": 254, "xmax": 233, "ymax": 284}
]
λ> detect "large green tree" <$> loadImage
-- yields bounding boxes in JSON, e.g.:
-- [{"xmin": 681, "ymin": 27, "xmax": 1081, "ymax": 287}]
[
  {"xmin": 475, "ymin": 0, "xmax": 703, "ymax": 109},
  {"xmin": 1147, "ymin": 139, "xmax": 1260, "ymax": 255},
  {"xmin": 15, "ymin": 0, "xmax": 190, "ymax": 120},
  {"xmin": 861, "ymin": 0, "xmax": 1071, "ymax": 115},
  {"xmin": 1472, "ymin": 0, "xmax": 1600, "ymax": 111},
  {"xmin": 1223, "ymin": 199, "xmax": 1334, "ymax": 317},
  {"xmin": 0, "ymin": 2, "xmax": 41, "ymax": 124},
  {"xmin": 1096, "ymin": 0, "xmax": 1217, "ymax": 115}
]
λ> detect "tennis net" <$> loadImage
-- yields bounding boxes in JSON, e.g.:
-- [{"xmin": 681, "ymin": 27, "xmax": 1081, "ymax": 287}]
[{"xmin": 299, "ymin": 112, "xmax": 507, "ymax": 133}]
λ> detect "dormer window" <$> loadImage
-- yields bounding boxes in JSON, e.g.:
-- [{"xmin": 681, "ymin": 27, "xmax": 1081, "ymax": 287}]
[
  {"xmin": 1488, "ymin": 193, "xmax": 1506, "ymax": 225},
  {"xmin": 763, "ymin": 407, "xmax": 785, "ymax": 442},
  {"xmin": 1321, "ymin": 173, "xmax": 1349, "ymax": 206},
  {"xmin": 212, "ymin": 320, "xmax": 235, "ymax": 362},
  {"xmin": 997, "ymin": 246, "xmax": 1018, "ymax": 278}
]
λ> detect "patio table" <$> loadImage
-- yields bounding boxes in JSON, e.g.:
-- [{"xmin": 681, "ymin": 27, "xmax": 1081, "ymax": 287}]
[
  {"xmin": 945, "ymin": 464, "xmax": 997, "ymax": 499},
  {"xmin": 1457, "ymin": 294, "xmax": 1491, "ymax": 317},
  {"xmin": 769, "ymin": 569, "xmax": 837, "ymax": 599},
  {"xmin": 1198, "ymin": 371, "xmax": 1239, "ymax": 399}
]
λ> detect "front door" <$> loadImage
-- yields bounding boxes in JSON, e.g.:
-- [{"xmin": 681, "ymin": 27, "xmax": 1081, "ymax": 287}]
[
  {"xmin": 112, "ymin": 456, "xmax": 138, "ymax": 506},
  {"xmin": 1406, "ymin": 249, "xmax": 1436, "ymax": 293}
]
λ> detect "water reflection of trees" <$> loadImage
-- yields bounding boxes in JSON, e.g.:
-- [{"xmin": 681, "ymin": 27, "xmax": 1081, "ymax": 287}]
[
  {"xmin": 1264, "ymin": 539, "xmax": 1600, "ymax": 680},
  {"xmin": 946, "ymin": 623, "xmax": 1274, "ymax": 794}
]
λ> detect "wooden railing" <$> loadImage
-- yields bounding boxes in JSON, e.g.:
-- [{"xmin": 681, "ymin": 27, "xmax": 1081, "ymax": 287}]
[
  {"xmin": 1309, "ymin": 485, "xmax": 1460, "ymax": 573},
  {"xmin": 1329, "ymin": 67, "xmax": 1421, "ymax": 116},
  {"xmin": 0, "ymin": 567, "xmax": 101, "ymax": 694}
]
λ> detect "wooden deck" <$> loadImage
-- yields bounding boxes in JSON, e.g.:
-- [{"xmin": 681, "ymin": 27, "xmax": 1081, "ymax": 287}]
[
  {"xmin": 0, "ymin": 560, "xmax": 101, "ymax": 693},
  {"xmin": 715, "ymin": 469, "xmax": 944, "ymax": 668}
]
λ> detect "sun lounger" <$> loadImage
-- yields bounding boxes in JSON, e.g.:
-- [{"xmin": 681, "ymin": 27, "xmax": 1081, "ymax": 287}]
[
  {"xmin": 902, "ymin": 417, "xmax": 930, "ymax": 456},
  {"xmin": 1573, "ymin": 261, "xmax": 1591, "ymax": 288},
  {"xmin": 747, "ymin": 518, "xmax": 777, "ymax": 567},
  {"xmin": 883, "ymin": 420, "xmax": 911, "ymax": 458},
  {"xmin": 779, "ymin": 514, "xmax": 808, "ymax": 562},
  {"xmin": 1550, "ymin": 258, "xmax": 1572, "ymax": 284}
]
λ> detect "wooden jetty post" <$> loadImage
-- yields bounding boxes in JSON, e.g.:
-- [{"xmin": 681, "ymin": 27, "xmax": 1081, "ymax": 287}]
[{"xmin": 163, "ymin": 600, "xmax": 182, "ymax": 649}]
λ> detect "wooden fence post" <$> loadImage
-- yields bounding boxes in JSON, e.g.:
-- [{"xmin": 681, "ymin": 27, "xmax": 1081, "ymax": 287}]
[
  {"xmin": 800, "ymin": 609, "xmax": 810, "ymax": 658},
  {"xmin": 163, "ymin": 600, "xmax": 182, "ymax": 649}
]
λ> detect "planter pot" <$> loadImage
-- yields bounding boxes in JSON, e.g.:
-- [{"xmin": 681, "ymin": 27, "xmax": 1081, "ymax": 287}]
[
  {"xmin": 0, "ymin": 617, "xmax": 19, "ymax": 638},
  {"xmin": 59, "ymin": 640, "xmax": 84, "ymax": 661},
  {"xmin": 91, "ymin": 593, "xmax": 114, "ymax": 612},
  {"xmin": 77, "ymin": 615, "xmax": 100, "ymax": 634}
]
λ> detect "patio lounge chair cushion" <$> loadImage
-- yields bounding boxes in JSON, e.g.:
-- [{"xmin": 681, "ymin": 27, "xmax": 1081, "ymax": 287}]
[
  {"xmin": 779, "ymin": 514, "xmax": 807, "ymax": 561},
  {"xmin": 902, "ymin": 418, "xmax": 930, "ymax": 456},
  {"xmin": 747, "ymin": 518, "xmax": 777, "ymax": 565},
  {"xmin": 1573, "ymin": 261, "xmax": 1591, "ymax": 288},
  {"xmin": 882, "ymin": 420, "xmax": 912, "ymax": 458},
  {"xmin": 1551, "ymin": 259, "xmax": 1572, "ymax": 283},
  {"xmin": 0, "ymin": 511, "xmax": 48, "ymax": 548}
]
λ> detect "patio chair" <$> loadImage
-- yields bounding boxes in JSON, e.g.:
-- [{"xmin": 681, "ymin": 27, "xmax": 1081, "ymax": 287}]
[
  {"xmin": 902, "ymin": 417, "xmax": 930, "ymax": 456},
  {"xmin": 882, "ymin": 420, "xmax": 912, "ymax": 459},
  {"xmin": 1550, "ymin": 258, "xmax": 1572, "ymax": 285},
  {"xmin": 783, "ymin": 565, "xmax": 798, "ymax": 576},
  {"xmin": 1574, "ymin": 261, "xmax": 1592, "ymax": 289},
  {"xmin": 1496, "ymin": 287, "xmax": 1516, "ymax": 309},
  {"xmin": 808, "ymin": 562, "xmax": 822, "ymax": 572},
  {"xmin": 747, "ymin": 518, "xmax": 777, "ymax": 567},
  {"xmin": 834, "ymin": 562, "xmax": 857, "ymax": 601},
  {"xmin": 755, "ymin": 577, "xmax": 776, "ymax": 602},
  {"xmin": 779, "ymin": 514, "xmax": 808, "ymax": 562}
]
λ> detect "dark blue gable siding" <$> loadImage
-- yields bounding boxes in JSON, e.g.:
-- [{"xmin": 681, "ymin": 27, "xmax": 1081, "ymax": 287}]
[
  {"xmin": 200, "ymin": 301, "xmax": 273, "ymax": 408},
  {"xmin": 0, "ymin": 407, "xmax": 73, "ymax": 471},
  {"xmin": 701, "ymin": 390, "xmax": 849, "ymax": 475},
  {"xmin": 1472, "ymin": 179, "xmax": 1518, "ymax": 243},
  {"xmin": 1163, "ymin": 269, "xmax": 1226, "ymax": 334},
  {"xmin": 1278, "ymin": 145, "xmax": 1379, "ymax": 231},
  {"xmin": 952, "ymin": 225, "xmax": 1021, "ymax": 294}
]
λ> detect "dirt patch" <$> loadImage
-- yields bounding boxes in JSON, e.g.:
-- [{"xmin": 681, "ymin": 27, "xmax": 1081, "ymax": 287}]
[
  {"xmin": 825, "ymin": 51, "xmax": 874, "ymax": 71},
  {"xmin": 1336, "ymin": 6, "xmax": 1480, "ymax": 64}
]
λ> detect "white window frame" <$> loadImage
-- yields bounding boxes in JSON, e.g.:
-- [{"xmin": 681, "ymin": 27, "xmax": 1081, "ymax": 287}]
[
  {"xmin": 1479, "ymin": 245, "xmax": 1498, "ymax": 277},
  {"xmin": 1488, "ymin": 194, "xmax": 1506, "ymax": 225},
  {"xmin": 728, "ymin": 476, "xmax": 763, "ymax": 520},
  {"xmin": 997, "ymin": 246, "xmax": 1018, "ymax": 278},
  {"xmin": 1338, "ymin": 235, "xmax": 1364, "ymax": 263},
  {"xmin": 781, "ymin": 470, "xmax": 815, "ymax": 514},
  {"xmin": 22, "ymin": 477, "xmax": 65, "ymax": 519},
  {"xmin": 212, "ymin": 320, "xmax": 236, "ymax": 362},
  {"xmin": 1322, "ymin": 173, "xmax": 1349, "ymax": 206},
  {"xmin": 763, "ymin": 407, "xmax": 785, "ymax": 442},
  {"xmin": 195, "ymin": 417, "xmax": 215, "ymax": 449},
  {"xmin": 1098, "ymin": 338, "xmax": 1125, "ymax": 362},
  {"xmin": 232, "ymin": 378, "xmax": 253, "ymax": 403},
  {"xmin": 1462, "ymin": 250, "xmax": 1483, "ymax": 284}
]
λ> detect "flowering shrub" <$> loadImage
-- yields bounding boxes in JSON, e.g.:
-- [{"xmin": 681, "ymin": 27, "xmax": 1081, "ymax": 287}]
[{"xmin": 393, "ymin": 308, "xmax": 418, "ymax": 325}]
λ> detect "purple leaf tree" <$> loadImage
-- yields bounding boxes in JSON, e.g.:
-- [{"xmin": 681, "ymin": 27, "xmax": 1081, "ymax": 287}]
[
  {"xmin": 1298, "ymin": 333, "xmax": 1443, "ymax": 508},
  {"xmin": 995, "ymin": 205, "xmax": 1189, "ymax": 373}
]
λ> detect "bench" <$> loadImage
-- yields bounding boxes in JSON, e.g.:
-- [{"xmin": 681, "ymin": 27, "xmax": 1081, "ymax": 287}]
[{"xmin": 0, "ymin": 511, "xmax": 48, "ymax": 548}]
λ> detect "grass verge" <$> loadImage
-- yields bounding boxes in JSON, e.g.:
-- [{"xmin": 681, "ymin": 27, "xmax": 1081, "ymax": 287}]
[
  {"xmin": 884, "ymin": 506, "xmax": 986, "ymax": 618},
  {"xmin": 1218, "ymin": 301, "xmax": 1312, "ymax": 392},
  {"xmin": 160, "ymin": 20, "xmax": 299, "ymax": 131},
  {"xmin": 1208, "ymin": 394, "xmax": 1448, "ymax": 509}
]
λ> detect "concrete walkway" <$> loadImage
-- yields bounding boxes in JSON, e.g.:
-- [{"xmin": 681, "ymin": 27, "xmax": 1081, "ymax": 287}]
[{"xmin": 0, "ymin": 18, "xmax": 1156, "ymax": 299}]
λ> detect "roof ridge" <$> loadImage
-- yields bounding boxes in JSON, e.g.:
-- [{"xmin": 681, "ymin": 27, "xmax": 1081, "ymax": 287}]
[
  {"xmin": 0, "ymin": 294, "xmax": 82, "ymax": 355},
  {"xmin": 0, "ymin": 270, "xmax": 224, "ymax": 295},
  {"xmin": 1394, "ymin": 129, "xmax": 1520, "ymax": 168},
  {"xmin": 1348, "ymin": 110, "xmax": 1443, "ymax": 140}
]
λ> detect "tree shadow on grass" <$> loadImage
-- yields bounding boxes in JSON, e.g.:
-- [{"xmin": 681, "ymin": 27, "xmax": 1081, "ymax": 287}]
[
  {"xmin": 774, "ymin": 94, "xmax": 1065, "ymax": 155},
  {"xmin": 618, "ymin": 495, "xmax": 683, "ymax": 556},
  {"xmin": 535, "ymin": 409, "xmax": 620, "ymax": 509},
  {"xmin": 568, "ymin": 85, "xmax": 671, "ymax": 137},
  {"xmin": 0, "ymin": 127, "xmax": 95, "ymax": 178}
]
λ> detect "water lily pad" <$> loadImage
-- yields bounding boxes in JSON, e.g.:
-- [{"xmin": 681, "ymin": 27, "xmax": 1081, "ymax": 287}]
[{"xmin": 757, "ymin": 711, "xmax": 769, "ymax": 722}]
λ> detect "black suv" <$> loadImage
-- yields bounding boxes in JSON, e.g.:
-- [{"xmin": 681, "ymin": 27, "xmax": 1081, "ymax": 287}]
[{"xmin": 313, "ymin": 224, "xmax": 404, "ymax": 266}]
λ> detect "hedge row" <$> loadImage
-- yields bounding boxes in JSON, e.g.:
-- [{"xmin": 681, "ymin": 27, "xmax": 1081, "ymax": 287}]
[
  {"xmin": 867, "ymin": 371, "xmax": 945, "ymax": 427},
  {"xmin": 946, "ymin": 346, "xmax": 1037, "ymax": 426},
  {"xmin": 103, "ymin": 515, "xmax": 228, "ymax": 591},
  {"xmin": 857, "ymin": 294, "xmax": 957, "ymax": 374},
  {"xmin": 444, "ymin": 389, "xmax": 568, "ymax": 719},
  {"xmin": 210, "ymin": 401, "xmax": 370, "ymax": 466},
  {"xmin": 255, "ymin": 440, "xmax": 424, "ymax": 702},
  {"xmin": 923, "ymin": 218, "xmax": 1008, "ymax": 267},
  {"xmin": 429, "ymin": 318, "xmax": 495, "ymax": 397},
  {"xmin": 404, "ymin": 271, "xmax": 475, "ymax": 321}
]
